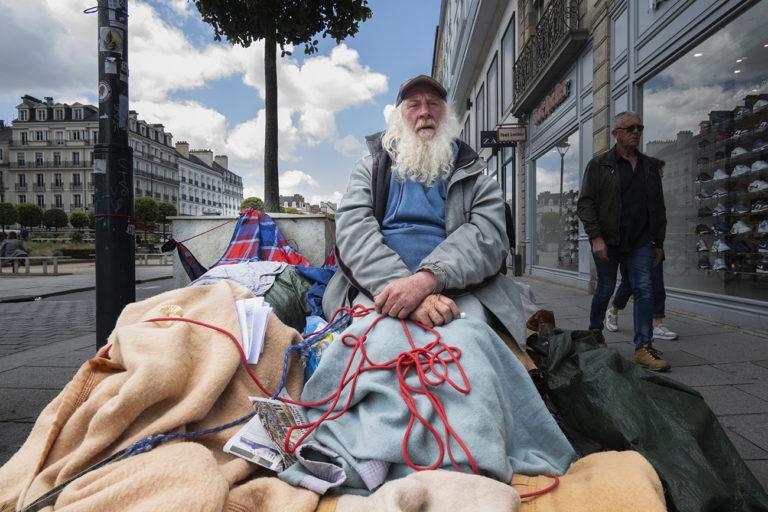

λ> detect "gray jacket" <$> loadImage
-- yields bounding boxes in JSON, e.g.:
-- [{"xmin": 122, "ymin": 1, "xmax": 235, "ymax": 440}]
[
  {"xmin": 323, "ymin": 133, "xmax": 526, "ymax": 347},
  {"xmin": 0, "ymin": 239, "xmax": 28, "ymax": 259}
]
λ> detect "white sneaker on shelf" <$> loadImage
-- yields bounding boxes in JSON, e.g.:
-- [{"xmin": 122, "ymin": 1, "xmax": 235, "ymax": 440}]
[
  {"xmin": 605, "ymin": 308, "xmax": 619, "ymax": 332},
  {"xmin": 653, "ymin": 324, "xmax": 679, "ymax": 341}
]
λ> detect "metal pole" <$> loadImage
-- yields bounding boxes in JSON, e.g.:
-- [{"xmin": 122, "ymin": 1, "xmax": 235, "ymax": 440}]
[
  {"xmin": 94, "ymin": 0, "xmax": 134, "ymax": 347},
  {"xmin": 558, "ymin": 153, "xmax": 564, "ymax": 263}
]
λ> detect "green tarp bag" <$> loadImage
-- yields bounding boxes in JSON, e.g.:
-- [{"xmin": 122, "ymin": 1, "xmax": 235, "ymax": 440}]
[{"xmin": 544, "ymin": 329, "xmax": 768, "ymax": 512}]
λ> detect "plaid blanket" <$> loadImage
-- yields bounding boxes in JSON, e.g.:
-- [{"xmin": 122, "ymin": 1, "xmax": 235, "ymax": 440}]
[{"xmin": 212, "ymin": 209, "xmax": 309, "ymax": 268}]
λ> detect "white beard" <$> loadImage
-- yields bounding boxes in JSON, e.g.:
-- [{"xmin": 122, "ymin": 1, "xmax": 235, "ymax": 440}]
[{"xmin": 381, "ymin": 104, "xmax": 462, "ymax": 186}]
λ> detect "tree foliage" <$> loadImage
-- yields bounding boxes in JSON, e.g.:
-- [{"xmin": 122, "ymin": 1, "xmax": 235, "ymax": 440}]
[
  {"xmin": 157, "ymin": 202, "xmax": 178, "ymax": 223},
  {"xmin": 134, "ymin": 197, "xmax": 159, "ymax": 225},
  {"xmin": 43, "ymin": 208, "xmax": 69, "ymax": 229},
  {"xmin": 70, "ymin": 211, "xmax": 90, "ymax": 231},
  {"xmin": 194, "ymin": 0, "xmax": 372, "ymax": 212},
  {"xmin": 240, "ymin": 196, "xmax": 264, "ymax": 211},
  {"xmin": 0, "ymin": 203, "xmax": 17, "ymax": 231},
  {"xmin": 17, "ymin": 204, "xmax": 43, "ymax": 228}
]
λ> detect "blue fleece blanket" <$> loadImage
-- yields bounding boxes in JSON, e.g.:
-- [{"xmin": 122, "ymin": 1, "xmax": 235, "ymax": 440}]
[{"xmin": 279, "ymin": 314, "xmax": 577, "ymax": 495}]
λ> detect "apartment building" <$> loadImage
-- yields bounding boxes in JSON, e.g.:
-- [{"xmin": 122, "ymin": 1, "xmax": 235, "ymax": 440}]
[{"xmin": 128, "ymin": 111, "xmax": 179, "ymax": 206}]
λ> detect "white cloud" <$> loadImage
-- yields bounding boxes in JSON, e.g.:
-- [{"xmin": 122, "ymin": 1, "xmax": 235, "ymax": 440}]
[
  {"xmin": 165, "ymin": 0, "xmax": 192, "ymax": 17},
  {"xmin": 280, "ymin": 170, "xmax": 321, "ymax": 193},
  {"xmin": 334, "ymin": 135, "xmax": 364, "ymax": 158},
  {"xmin": 383, "ymin": 104, "xmax": 396, "ymax": 123}
]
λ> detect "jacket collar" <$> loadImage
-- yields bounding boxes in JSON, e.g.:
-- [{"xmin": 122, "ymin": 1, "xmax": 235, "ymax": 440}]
[{"xmin": 599, "ymin": 144, "xmax": 664, "ymax": 170}]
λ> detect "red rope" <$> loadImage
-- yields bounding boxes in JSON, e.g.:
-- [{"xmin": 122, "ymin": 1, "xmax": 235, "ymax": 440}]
[
  {"xmin": 178, "ymin": 217, "xmax": 238, "ymax": 244},
  {"xmin": 100, "ymin": 305, "xmax": 558, "ymax": 497}
]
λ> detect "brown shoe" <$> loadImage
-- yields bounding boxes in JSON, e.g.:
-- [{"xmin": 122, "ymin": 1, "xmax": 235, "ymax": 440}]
[
  {"xmin": 634, "ymin": 345, "xmax": 671, "ymax": 371},
  {"xmin": 590, "ymin": 329, "xmax": 608, "ymax": 348}
]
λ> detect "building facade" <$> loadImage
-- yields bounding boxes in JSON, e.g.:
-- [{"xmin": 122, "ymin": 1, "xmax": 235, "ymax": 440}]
[
  {"xmin": 128, "ymin": 111, "xmax": 179, "ymax": 207},
  {"xmin": 4, "ymin": 96, "xmax": 245, "ymax": 219},
  {"xmin": 435, "ymin": 0, "xmax": 768, "ymax": 328}
]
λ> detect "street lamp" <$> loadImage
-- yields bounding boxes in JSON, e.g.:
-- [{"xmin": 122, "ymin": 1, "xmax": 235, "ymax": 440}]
[{"xmin": 555, "ymin": 140, "xmax": 570, "ymax": 263}]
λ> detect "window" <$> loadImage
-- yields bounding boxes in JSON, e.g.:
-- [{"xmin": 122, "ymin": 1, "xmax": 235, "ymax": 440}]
[
  {"xmin": 501, "ymin": 16, "xmax": 515, "ymax": 113},
  {"xmin": 53, "ymin": 153, "xmax": 61, "ymax": 166},
  {"xmin": 36, "ymin": 109, "xmax": 47, "ymax": 121},
  {"xmin": 20, "ymin": 132, "xmax": 28, "ymax": 145},
  {"xmin": 18, "ymin": 174, "xmax": 26, "ymax": 186},
  {"xmin": 35, "ymin": 154, "xmax": 43, "ymax": 167},
  {"xmin": 18, "ymin": 195, "xmax": 26, "ymax": 204},
  {"xmin": 54, "ymin": 173, "xmax": 62, "ymax": 186},
  {"xmin": 54, "ymin": 109, "xmax": 64, "ymax": 120},
  {"xmin": 92, "ymin": 130, "xmax": 98, "ymax": 143},
  {"xmin": 34, "ymin": 131, "xmax": 45, "ymax": 141},
  {"xmin": 534, "ymin": 130, "xmax": 580, "ymax": 272},
  {"xmin": 502, "ymin": 146, "xmax": 515, "ymax": 207},
  {"xmin": 0, "ymin": 148, "xmax": 3, "ymax": 160},
  {"xmin": 18, "ymin": 109, "xmax": 29, "ymax": 121},
  {"xmin": 17, "ymin": 153, "xmax": 25, "ymax": 166},
  {"xmin": 55, "ymin": 131, "xmax": 64, "ymax": 144},
  {"xmin": 72, "ymin": 173, "xmax": 81, "ymax": 185},
  {"xmin": 475, "ymin": 85, "xmax": 485, "ymax": 151},
  {"xmin": 37, "ymin": 195, "xmax": 45, "ymax": 208},
  {"xmin": 72, "ymin": 152, "xmax": 80, "ymax": 165},
  {"xmin": 73, "ymin": 109, "xmax": 83, "ymax": 120},
  {"xmin": 642, "ymin": 0, "xmax": 768, "ymax": 302},
  {"xmin": 36, "ymin": 173, "xmax": 44, "ymax": 186},
  {"xmin": 71, "ymin": 130, "xmax": 82, "ymax": 141},
  {"xmin": 73, "ymin": 194, "xmax": 82, "ymax": 207},
  {"xmin": 486, "ymin": 54, "xmax": 499, "ymax": 130},
  {"xmin": 55, "ymin": 195, "xmax": 63, "ymax": 208}
]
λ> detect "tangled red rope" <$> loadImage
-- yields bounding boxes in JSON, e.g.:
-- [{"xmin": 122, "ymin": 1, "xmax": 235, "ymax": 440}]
[{"xmin": 100, "ymin": 304, "xmax": 558, "ymax": 498}]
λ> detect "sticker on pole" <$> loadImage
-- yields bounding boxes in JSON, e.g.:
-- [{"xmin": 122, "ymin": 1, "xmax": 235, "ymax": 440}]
[
  {"xmin": 98, "ymin": 81, "xmax": 112, "ymax": 102},
  {"xmin": 94, "ymin": 158, "xmax": 107, "ymax": 174},
  {"xmin": 126, "ymin": 223, "xmax": 135, "ymax": 236},
  {"xmin": 99, "ymin": 27, "xmax": 124, "ymax": 55},
  {"xmin": 104, "ymin": 57, "xmax": 117, "ymax": 74}
]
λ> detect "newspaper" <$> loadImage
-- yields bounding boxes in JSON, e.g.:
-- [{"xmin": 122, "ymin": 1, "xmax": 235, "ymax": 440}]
[
  {"xmin": 223, "ymin": 395, "xmax": 309, "ymax": 472},
  {"xmin": 234, "ymin": 297, "xmax": 272, "ymax": 364}
]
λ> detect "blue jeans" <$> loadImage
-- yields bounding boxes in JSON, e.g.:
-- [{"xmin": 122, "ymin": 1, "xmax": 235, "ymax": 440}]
[
  {"xmin": 612, "ymin": 260, "xmax": 666, "ymax": 318},
  {"xmin": 590, "ymin": 243, "xmax": 654, "ymax": 348}
]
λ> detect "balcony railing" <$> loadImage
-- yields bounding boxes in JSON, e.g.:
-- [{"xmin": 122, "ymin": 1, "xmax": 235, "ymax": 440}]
[
  {"xmin": 512, "ymin": 0, "xmax": 588, "ymax": 117},
  {"xmin": 70, "ymin": 183, "xmax": 83, "ymax": 191},
  {"xmin": 70, "ymin": 203, "xmax": 84, "ymax": 210},
  {"xmin": 15, "ymin": 184, "xmax": 28, "ymax": 191},
  {"xmin": 51, "ymin": 184, "xmax": 64, "ymax": 192},
  {"xmin": 33, "ymin": 184, "xmax": 46, "ymax": 192}
]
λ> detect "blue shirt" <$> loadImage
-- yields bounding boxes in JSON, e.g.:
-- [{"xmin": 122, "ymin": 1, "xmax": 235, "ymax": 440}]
[{"xmin": 380, "ymin": 143, "xmax": 458, "ymax": 271}]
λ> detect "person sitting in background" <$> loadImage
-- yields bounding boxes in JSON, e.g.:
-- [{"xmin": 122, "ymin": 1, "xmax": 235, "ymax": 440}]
[{"xmin": 0, "ymin": 232, "xmax": 29, "ymax": 266}]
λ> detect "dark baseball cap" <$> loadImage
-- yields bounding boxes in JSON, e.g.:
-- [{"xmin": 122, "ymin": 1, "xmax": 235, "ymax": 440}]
[{"xmin": 395, "ymin": 75, "xmax": 447, "ymax": 106}]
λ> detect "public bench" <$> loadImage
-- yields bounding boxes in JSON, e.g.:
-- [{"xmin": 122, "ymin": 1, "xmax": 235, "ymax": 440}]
[
  {"xmin": 0, "ymin": 256, "xmax": 70, "ymax": 274},
  {"xmin": 135, "ymin": 253, "xmax": 172, "ymax": 265}
]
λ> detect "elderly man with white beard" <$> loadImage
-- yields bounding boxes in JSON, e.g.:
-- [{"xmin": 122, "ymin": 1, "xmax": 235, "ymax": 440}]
[{"xmin": 323, "ymin": 75, "xmax": 527, "ymax": 346}]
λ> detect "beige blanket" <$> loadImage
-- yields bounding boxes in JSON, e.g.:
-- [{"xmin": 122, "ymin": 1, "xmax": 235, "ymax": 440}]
[
  {"xmin": 0, "ymin": 281, "xmax": 317, "ymax": 512},
  {"xmin": 0, "ymin": 281, "xmax": 666, "ymax": 512}
]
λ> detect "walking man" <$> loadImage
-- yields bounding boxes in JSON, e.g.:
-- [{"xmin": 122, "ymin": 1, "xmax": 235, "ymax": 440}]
[{"xmin": 577, "ymin": 111, "xmax": 670, "ymax": 371}]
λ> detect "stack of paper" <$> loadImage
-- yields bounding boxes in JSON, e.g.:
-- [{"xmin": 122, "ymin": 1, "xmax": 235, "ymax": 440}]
[{"xmin": 235, "ymin": 297, "xmax": 272, "ymax": 365}]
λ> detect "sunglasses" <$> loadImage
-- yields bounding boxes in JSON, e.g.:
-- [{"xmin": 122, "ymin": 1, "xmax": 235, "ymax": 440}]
[{"xmin": 617, "ymin": 124, "xmax": 644, "ymax": 133}]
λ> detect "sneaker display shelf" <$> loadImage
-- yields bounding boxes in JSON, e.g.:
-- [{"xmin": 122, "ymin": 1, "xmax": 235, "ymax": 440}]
[{"xmin": 691, "ymin": 95, "xmax": 768, "ymax": 279}]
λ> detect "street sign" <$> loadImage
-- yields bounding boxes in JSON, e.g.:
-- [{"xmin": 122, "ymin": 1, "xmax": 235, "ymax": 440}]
[
  {"xmin": 497, "ymin": 124, "xmax": 527, "ymax": 143},
  {"xmin": 480, "ymin": 130, "xmax": 499, "ymax": 148}
]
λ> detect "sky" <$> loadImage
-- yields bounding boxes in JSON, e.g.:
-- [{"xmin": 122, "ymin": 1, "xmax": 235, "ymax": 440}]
[{"xmin": 0, "ymin": 0, "xmax": 440, "ymax": 205}]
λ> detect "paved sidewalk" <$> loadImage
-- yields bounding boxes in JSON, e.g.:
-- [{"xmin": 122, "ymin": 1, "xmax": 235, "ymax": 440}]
[
  {"xmin": 0, "ymin": 263, "xmax": 172, "ymax": 302},
  {"xmin": 0, "ymin": 275, "xmax": 765, "ymax": 493},
  {"xmin": 521, "ymin": 276, "xmax": 768, "ymax": 490}
]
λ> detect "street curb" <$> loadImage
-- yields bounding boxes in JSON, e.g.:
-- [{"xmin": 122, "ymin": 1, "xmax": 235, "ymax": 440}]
[{"xmin": 0, "ymin": 275, "xmax": 173, "ymax": 303}]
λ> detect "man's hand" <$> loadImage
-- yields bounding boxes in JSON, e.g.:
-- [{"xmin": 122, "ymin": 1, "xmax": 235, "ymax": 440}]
[
  {"xmin": 408, "ymin": 294, "xmax": 460, "ymax": 327},
  {"xmin": 591, "ymin": 236, "xmax": 608, "ymax": 261},
  {"xmin": 653, "ymin": 247, "xmax": 664, "ymax": 267},
  {"xmin": 374, "ymin": 271, "xmax": 436, "ymax": 319}
]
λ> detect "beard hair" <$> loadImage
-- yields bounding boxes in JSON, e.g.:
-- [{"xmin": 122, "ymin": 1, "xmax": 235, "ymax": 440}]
[{"xmin": 381, "ymin": 103, "xmax": 462, "ymax": 186}]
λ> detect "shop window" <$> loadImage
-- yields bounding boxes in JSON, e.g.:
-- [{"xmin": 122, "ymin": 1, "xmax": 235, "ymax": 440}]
[
  {"xmin": 642, "ymin": 1, "xmax": 768, "ymax": 301},
  {"xmin": 534, "ymin": 130, "xmax": 580, "ymax": 272},
  {"xmin": 475, "ymin": 85, "xmax": 484, "ymax": 152},
  {"xmin": 502, "ymin": 145, "xmax": 515, "ymax": 207},
  {"xmin": 487, "ymin": 54, "xmax": 498, "ymax": 130},
  {"xmin": 501, "ymin": 16, "xmax": 515, "ymax": 114}
]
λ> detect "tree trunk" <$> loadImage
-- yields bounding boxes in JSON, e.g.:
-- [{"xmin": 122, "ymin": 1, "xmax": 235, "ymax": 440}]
[{"xmin": 263, "ymin": 32, "xmax": 280, "ymax": 212}]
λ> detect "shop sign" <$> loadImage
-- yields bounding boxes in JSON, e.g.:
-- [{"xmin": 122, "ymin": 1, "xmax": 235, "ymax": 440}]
[
  {"xmin": 532, "ymin": 79, "xmax": 571, "ymax": 126},
  {"xmin": 497, "ymin": 124, "xmax": 527, "ymax": 143},
  {"xmin": 480, "ymin": 131, "xmax": 500, "ymax": 148}
]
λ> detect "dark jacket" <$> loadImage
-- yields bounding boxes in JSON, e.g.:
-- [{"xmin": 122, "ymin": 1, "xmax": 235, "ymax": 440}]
[{"xmin": 577, "ymin": 145, "xmax": 667, "ymax": 248}]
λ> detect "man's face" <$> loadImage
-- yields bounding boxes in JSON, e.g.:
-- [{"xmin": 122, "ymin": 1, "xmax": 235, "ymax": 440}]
[
  {"xmin": 401, "ymin": 87, "xmax": 446, "ymax": 140},
  {"xmin": 612, "ymin": 114, "xmax": 643, "ymax": 149}
]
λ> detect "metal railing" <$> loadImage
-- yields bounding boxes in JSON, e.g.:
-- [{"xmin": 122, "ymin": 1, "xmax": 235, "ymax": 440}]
[{"xmin": 513, "ymin": 0, "xmax": 581, "ymax": 107}]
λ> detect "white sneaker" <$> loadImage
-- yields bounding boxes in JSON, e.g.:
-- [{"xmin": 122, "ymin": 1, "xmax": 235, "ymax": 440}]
[
  {"xmin": 653, "ymin": 324, "xmax": 679, "ymax": 341},
  {"xmin": 605, "ymin": 308, "xmax": 619, "ymax": 332}
]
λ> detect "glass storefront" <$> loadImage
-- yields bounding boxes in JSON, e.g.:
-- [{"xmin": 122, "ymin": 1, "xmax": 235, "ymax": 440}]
[
  {"xmin": 642, "ymin": 1, "xmax": 768, "ymax": 301},
  {"xmin": 534, "ymin": 130, "xmax": 580, "ymax": 271}
]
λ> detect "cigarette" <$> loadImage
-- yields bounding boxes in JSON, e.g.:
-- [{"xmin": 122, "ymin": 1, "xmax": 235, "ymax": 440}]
[{"xmin": 460, "ymin": 312, "xmax": 467, "ymax": 319}]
